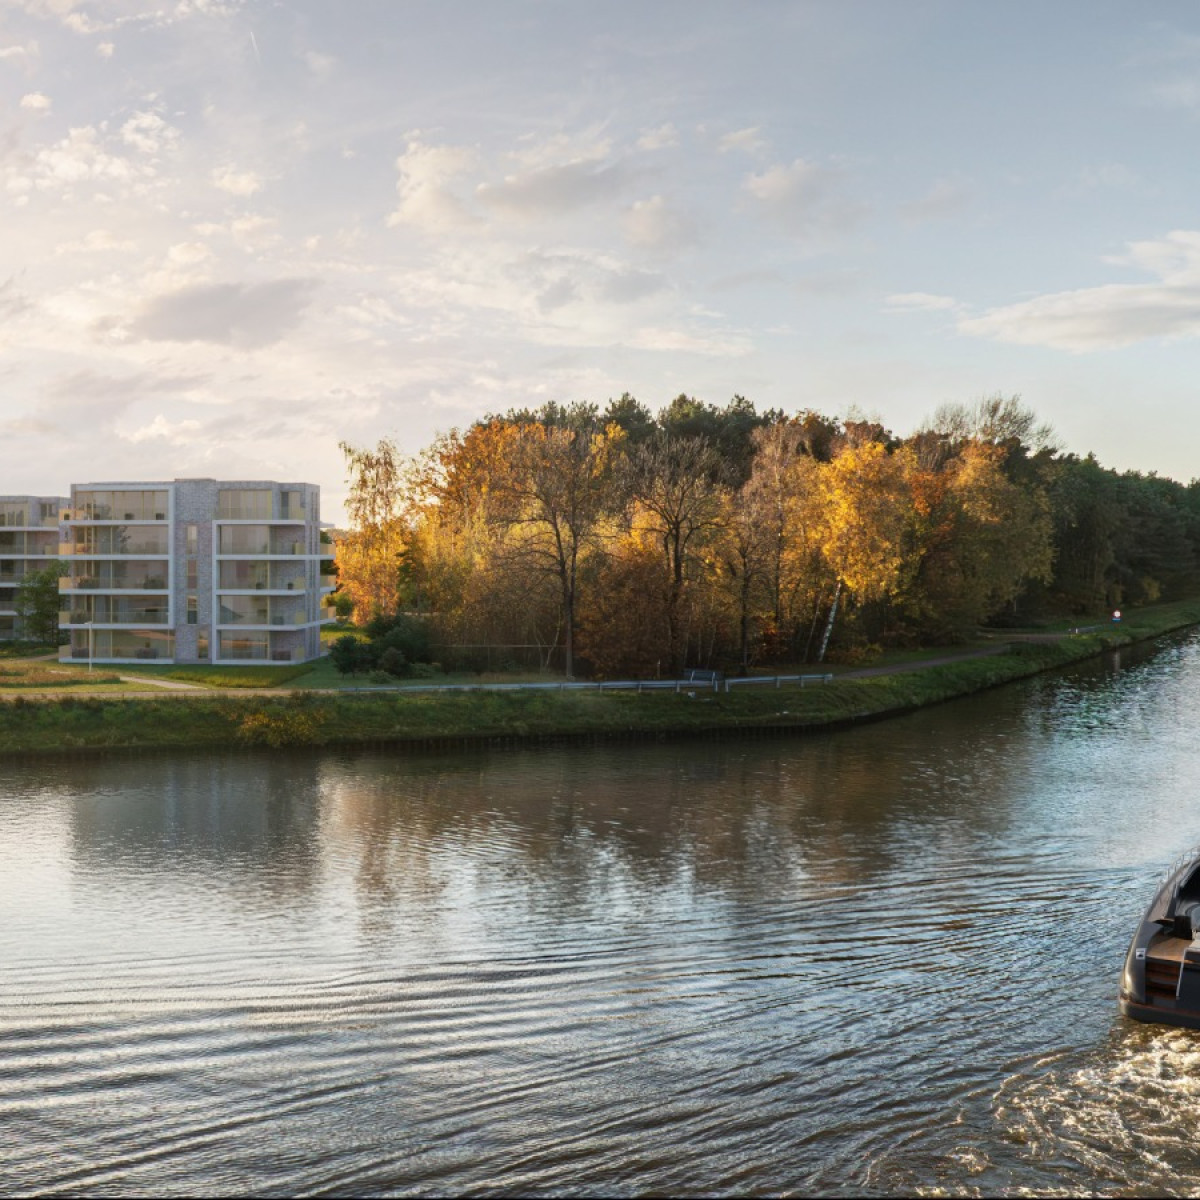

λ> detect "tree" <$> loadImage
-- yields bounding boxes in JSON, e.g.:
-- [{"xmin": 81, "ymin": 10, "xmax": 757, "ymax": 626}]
[
  {"xmin": 337, "ymin": 438, "xmax": 408, "ymax": 619},
  {"xmin": 16, "ymin": 562, "xmax": 67, "ymax": 645},
  {"xmin": 493, "ymin": 420, "xmax": 623, "ymax": 678},
  {"xmin": 815, "ymin": 442, "xmax": 913, "ymax": 660},
  {"xmin": 624, "ymin": 432, "xmax": 726, "ymax": 672}
]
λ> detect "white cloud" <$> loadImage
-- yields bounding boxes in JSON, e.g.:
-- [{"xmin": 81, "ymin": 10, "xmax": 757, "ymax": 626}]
[
  {"xmin": 96, "ymin": 41, "xmax": 114, "ymax": 58},
  {"xmin": 743, "ymin": 157, "xmax": 867, "ymax": 239},
  {"xmin": 120, "ymin": 110, "xmax": 179, "ymax": 156},
  {"xmin": 624, "ymin": 195, "xmax": 698, "ymax": 253},
  {"xmin": 19, "ymin": 91, "xmax": 51, "ymax": 111},
  {"xmin": 0, "ymin": 41, "xmax": 39, "ymax": 67},
  {"xmin": 211, "ymin": 164, "xmax": 262, "ymax": 195},
  {"xmin": 30, "ymin": 125, "xmax": 136, "ymax": 185},
  {"xmin": 126, "ymin": 278, "xmax": 318, "ymax": 348},
  {"xmin": 53, "ymin": 228, "xmax": 135, "ymax": 255},
  {"xmin": 885, "ymin": 292, "xmax": 959, "ymax": 312},
  {"xmin": 123, "ymin": 413, "xmax": 202, "ymax": 444},
  {"xmin": 477, "ymin": 157, "xmax": 634, "ymax": 219},
  {"xmin": 719, "ymin": 126, "xmax": 765, "ymax": 154},
  {"xmin": 304, "ymin": 50, "xmax": 335, "ymax": 81},
  {"xmin": 899, "ymin": 175, "xmax": 974, "ymax": 222},
  {"xmin": 387, "ymin": 138, "xmax": 479, "ymax": 231},
  {"xmin": 958, "ymin": 231, "xmax": 1200, "ymax": 351},
  {"xmin": 637, "ymin": 123, "xmax": 678, "ymax": 151}
]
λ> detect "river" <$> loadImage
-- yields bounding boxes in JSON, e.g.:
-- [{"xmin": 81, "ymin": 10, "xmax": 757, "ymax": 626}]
[{"xmin": 4, "ymin": 634, "xmax": 1200, "ymax": 1195}]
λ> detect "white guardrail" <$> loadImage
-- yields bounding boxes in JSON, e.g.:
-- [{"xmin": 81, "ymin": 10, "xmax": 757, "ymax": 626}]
[{"xmin": 338, "ymin": 674, "xmax": 834, "ymax": 695}]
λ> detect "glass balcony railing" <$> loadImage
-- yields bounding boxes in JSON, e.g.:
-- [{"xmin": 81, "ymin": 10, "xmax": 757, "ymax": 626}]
[
  {"xmin": 60, "ymin": 574, "xmax": 168, "ymax": 591},
  {"xmin": 60, "ymin": 608, "xmax": 170, "ymax": 626}
]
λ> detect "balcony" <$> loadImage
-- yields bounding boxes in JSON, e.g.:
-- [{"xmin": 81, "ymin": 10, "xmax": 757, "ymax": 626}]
[
  {"xmin": 60, "ymin": 573, "xmax": 168, "ymax": 591},
  {"xmin": 217, "ymin": 604, "xmax": 306, "ymax": 627},
  {"xmin": 60, "ymin": 607, "xmax": 170, "ymax": 627},
  {"xmin": 61, "ymin": 540, "xmax": 169, "ymax": 557}
]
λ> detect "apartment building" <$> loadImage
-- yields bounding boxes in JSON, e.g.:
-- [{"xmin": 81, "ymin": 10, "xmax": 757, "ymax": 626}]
[
  {"xmin": 0, "ymin": 495, "xmax": 65, "ymax": 641},
  {"xmin": 58, "ymin": 479, "xmax": 333, "ymax": 665}
]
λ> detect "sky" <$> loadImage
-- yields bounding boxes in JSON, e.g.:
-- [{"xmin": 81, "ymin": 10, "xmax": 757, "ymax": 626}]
[{"xmin": 5, "ymin": 1, "xmax": 1200, "ymax": 521}]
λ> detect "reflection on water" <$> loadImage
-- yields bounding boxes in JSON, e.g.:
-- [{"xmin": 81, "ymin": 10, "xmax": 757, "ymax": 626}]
[{"xmin": 3, "ymin": 633, "xmax": 1200, "ymax": 1193}]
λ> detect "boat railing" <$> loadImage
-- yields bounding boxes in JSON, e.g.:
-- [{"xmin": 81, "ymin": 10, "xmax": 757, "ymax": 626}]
[{"xmin": 1160, "ymin": 845, "xmax": 1200, "ymax": 887}]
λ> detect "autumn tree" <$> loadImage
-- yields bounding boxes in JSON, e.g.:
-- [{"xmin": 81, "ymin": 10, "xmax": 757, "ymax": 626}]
[
  {"xmin": 623, "ymin": 432, "xmax": 727, "ymax": 672},
  {"xmin": 485, "ymin": 415, "xmax": 623, "ymax": 678},
  {"xmin": 815, "ymin": 441, "xmax": 913, "ymax": 660},
  {"xmin": 337, "ymin": 438, "xmax": 408, "ymax": 620}
]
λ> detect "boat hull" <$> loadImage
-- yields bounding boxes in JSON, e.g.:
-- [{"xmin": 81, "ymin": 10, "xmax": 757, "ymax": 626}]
[{"xmin": 1120, "ymin": 848, "xmax": 1200, "ymax": 1030}]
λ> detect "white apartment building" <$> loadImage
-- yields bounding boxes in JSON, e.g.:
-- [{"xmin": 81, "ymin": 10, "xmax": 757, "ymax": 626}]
[
  {"xmin": 0, "ymin": 495, "xmax": 66, "ymax": 641},
  {"xmin": 58, "ymin": 479, "xmax": 333, "ymax": 665}
]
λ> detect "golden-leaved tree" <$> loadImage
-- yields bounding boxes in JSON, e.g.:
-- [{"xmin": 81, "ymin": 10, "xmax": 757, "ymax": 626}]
[{"xmin": 337, "ymin": 438, "xmax": 408, "ymax": 620}]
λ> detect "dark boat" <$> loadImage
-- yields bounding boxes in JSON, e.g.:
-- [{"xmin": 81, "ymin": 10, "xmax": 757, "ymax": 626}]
[{"xmin": 1121, "ymin": 847, "xmax": 1200, "ymax": 1028}]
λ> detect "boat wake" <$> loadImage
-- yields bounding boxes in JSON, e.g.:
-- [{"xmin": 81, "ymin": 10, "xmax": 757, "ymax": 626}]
[{"xmin": 991, "ymin": 1030, "xmax": 1200, "ymax": 1195}]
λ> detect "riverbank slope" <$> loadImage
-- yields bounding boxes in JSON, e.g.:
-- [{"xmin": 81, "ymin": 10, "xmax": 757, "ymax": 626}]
[{"xmin": 3, "ymin": 601, "xmax": 1199, "ymax": 758}]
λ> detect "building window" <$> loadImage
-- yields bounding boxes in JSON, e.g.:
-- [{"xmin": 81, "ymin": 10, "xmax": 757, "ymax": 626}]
[
  {"xmin": 187, "ymin": 595, "xmax": 198, "ymax": 625},
  {"xmin": 197, "ymin": 632, "xmax": 209, "ymax": 660},
  {"xmin": 186, "ymin": 557, "xmax": 198, "ymax": 589},
  {"xmin": 217, "ymin": 490, "xmax": 271, "ymax": 520},
  {"xmin": 186, "ymin": 524, "xmax": 198, "ymax": 555}
]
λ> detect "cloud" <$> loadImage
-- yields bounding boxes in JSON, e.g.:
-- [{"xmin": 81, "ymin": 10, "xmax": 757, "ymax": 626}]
[
  {"xmin": 120, "ymin": 110, "xmax": 179, "ymax": 156},
  {"xmin": 637, "ymin": 123, "xmax": 678, "ymax": 151},
  {"xmin": 96, "ymin": 41, "xmax": 114, "ymax": 57},
  {"xmin": 477, "ymin": 157, "xmax": 634, "ymax": 219},
  {"xmin": 0, "ymin": 41, "xmax": 39, "ymax": 68},
  {"xmin": 304, "ymin": 50, "xmax": 335, "ymax": 81},
  {"xmin": 53, "ymin": 228, "xmax": 135, "ymax": 255},
  {"xmin": 211, "ymin": 164, "xmax": 262, "ymax": 195},
  {"xmin": 598, "ymin": 266, "xmax": 667, "ymax": 304},
  {"xmin": 743, "ymin": 158, "xmax": 867, "ymax": 239},
  {"xmin": 624, "ymin": 195, "xmax": 698, "ymax": 253},
  {"xmin": 126, "ymin": 278, "xmax": 318, "ymax": 348},
  {"xmin": 958, "ymin": 231, "xmax": 1200, "ymax": 351},
  {"xmin": 885, "ymin": 292, "xmax": 959, "ymax": 312},
  {"xmin": 19, "ymin": 92, "xmax": 51, "ymax": 111},
  {"xmin": 899, "ymin": 175, "xmax": 974, "ymax": 222},
  {"xmin": 0, "ymin": 276, "xmax": 32, "ymax": 320},
  {"xmin": 14, "ymin": 114, "xmax": 179, "ymax": 197},
  {"xmin": 719, "ymin": 126, "xmax": 765, "ymax": 154},
  {"xmin": 123, "ymin": 413, "xmax": 203, "ymax": 444},
  {"xmin": 387, "ymin": 138, "xmax": 479, "ymax": 231}
]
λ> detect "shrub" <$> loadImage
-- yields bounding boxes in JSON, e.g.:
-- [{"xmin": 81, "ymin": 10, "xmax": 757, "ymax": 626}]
[
  {"xmin": 378, "ymin": 646, "xmax": 408, "ymax": 677},
  {"xmin": 329, "ymin": 634, "xmax": 371, "ymax": 675},
  {"xmin": 236, "ymin": 709, "xmax": 322, "ymax": 748}
]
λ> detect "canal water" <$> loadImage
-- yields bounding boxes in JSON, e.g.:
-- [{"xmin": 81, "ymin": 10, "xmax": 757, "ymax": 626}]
[{"xmin": 4, "ymin": 635, "xmax": 1200, "ymax": 1195}]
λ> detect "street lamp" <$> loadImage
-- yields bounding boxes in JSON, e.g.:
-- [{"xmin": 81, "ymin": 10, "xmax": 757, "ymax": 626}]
[{"xmin": 87, "ymin": 620, "xmax": 93, "ymax": 673}]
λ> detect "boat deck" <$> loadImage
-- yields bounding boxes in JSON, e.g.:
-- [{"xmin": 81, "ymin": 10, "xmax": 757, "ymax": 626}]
[{"xmin": 1147, "ymin": 935, "xmax": 1193, "ymax": 964}]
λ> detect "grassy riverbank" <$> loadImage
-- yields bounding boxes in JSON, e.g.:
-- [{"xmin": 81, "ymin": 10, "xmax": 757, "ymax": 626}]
[{"xmin": 3, "ymin": 599, "xmax": 1200, "ymax": 758}]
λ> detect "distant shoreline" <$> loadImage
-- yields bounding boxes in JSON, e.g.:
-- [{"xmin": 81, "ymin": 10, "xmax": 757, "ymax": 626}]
[{"xmin": 3, "ymin": 601, "xmax": 1199, "ymax": 761}]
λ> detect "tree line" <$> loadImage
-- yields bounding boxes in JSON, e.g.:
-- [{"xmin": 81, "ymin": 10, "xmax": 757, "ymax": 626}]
[{"xmin": 334, "ymin": 394, "xmax": 1200, "ymax": 677}]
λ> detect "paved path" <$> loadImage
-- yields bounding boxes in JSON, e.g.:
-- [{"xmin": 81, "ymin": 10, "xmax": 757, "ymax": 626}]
[{"xmin": 0, "ymin": 632, "xmax": 1091, "ymax": 702}]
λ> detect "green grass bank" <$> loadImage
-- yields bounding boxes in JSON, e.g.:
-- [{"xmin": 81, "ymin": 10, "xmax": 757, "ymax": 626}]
[{"xmin": 3, "ymin": 600, "xmax": 1200, "ymax": 759}]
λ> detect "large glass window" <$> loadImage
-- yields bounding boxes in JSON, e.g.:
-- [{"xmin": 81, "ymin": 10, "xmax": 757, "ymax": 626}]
[
  {"xmin": 69, "ymin": 526, "xmax": 170, "ymax": 556},
  {"xmin": 218, "ymin": 525, "xmax": 270, "ymax": 555},
  {"xmin": 0, "ymin": 504, "xmax": 28, "ymax": 527},
  {"xmin": 279, "ymin": 490, "xmax": 304, "ymax": 519},
  {"xmin": 219, "ymin": 632, "xmax": 269, "ymax": 660},
  {"xmin": 74, "ymin": 490, "xmax": 168, "ymax": 521},
  {"xmin": 62, "ymin": 595, "xmax": 170, "ymax": 625},
  {"xmin": 64, "ymin": 561, "xmax": 167, "ymax": 589},
  {"xmin": 69, "ymin": 629, "xmax": 174, "ymax": 659},
  {"xmin": 218, "ymin": 490, "xmax": 271, "ymax": 520}
]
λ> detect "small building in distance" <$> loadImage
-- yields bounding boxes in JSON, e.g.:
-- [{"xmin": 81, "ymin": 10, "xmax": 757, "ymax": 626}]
[
  {"xmin": 58, "ymin": 479, "xmax": 334, "ymax": 665},
  {"xmin": 0, "ymin": 495, "xmax": 66, "ymax": 641}
]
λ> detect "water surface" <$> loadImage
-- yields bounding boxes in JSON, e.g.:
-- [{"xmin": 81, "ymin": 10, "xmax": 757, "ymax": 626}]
[{"xmin": 4, "ymin": 636, "xmax": 1200, "ymax": 1194}]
